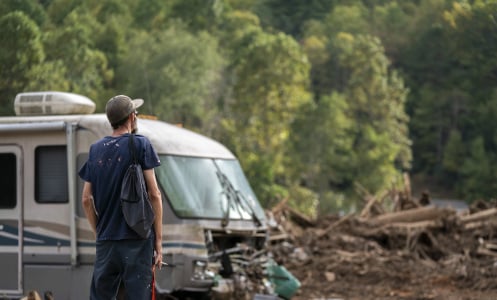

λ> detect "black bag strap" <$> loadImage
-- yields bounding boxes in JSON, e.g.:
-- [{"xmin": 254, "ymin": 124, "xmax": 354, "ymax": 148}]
[{"xmin": 128, "ymin": 134, "xmax": 137, "ymax": 164}]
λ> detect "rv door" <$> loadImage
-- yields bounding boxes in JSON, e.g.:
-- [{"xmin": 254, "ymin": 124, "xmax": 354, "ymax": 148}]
[{"xmin": 0, "ymin": 145, "xmax": 23, "ymax": 296}]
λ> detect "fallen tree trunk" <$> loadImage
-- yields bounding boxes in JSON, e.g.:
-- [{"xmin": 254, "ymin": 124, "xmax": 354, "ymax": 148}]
[
  {"xmin": 371, "ymin": 206, "xmax": 453, "ymax": 225},
  {"xmin": 385, "ymin": 220, "xmax": 440, "ymax": 231},
  {"xmin": 460, "ymin": 207, "xmax": 497, "ymax": 224},
  {"xmin": 464, "ymin": 219, "xmax": 497, "ymax": 230}
]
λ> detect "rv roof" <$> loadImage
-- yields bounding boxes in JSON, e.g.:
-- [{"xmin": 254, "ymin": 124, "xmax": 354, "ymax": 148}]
[{"xmin": 0, "ymin": 114, "xmax": 236, "ymax": 159}]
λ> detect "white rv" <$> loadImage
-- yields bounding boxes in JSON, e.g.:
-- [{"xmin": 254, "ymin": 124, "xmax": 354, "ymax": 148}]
[{"xmin": 0, "ymin": 92, "xmax": 294, "ymax": 300}]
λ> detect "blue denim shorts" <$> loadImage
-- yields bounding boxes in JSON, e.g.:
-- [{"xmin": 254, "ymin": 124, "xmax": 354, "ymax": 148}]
[{"xmin": 90, "ymin": 237, "xmax": 154, "ymax": 300}]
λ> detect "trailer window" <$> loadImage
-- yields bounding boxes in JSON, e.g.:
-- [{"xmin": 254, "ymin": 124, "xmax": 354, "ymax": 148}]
[
  {"xmin": 156, "ymin": 155, "xmax": 265, "ymax": 221},
  {"xmin": 35, "ymin": 146, "xmax": 68, "ymax": 203},
  {"xmin": 0, "ymin": 153, "xmax": 16, "ymax": 208}
]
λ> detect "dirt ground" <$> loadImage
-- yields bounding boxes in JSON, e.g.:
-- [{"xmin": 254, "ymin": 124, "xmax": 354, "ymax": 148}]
[{"xmin": 269, "ymin": 197, "xmax": 497, "ymax": 300}]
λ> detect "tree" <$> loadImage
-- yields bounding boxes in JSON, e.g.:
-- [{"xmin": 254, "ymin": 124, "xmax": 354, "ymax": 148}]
[
  {"xmin": 220, "ymin": 12, "xmax": 312, "ymax": 205},
  {"xmin": 132, "ymin": 0, "xmax": 172, "ymax": 30},
  {"xmin": 0, "ymin": 0, "xmax": 47, "ymax": 26},
  {"xmin": 42, "ymin": 6, "xmax": 113, "ymax": 106},
  {"xmin": 91, "ymin": 0, "xmax": 132, "ymax": 71},
  {"xmin": 334, "ymin": 33, "xmax": 411, "ymax": 195},
  {"xmin": 0, "ymin": 11, "xmax": 44, "ymax": 115},
  {"xmin": 169, "ymin": 0, "xmax": 225, "ymax": 32},
  {"xmin": 460, "ymin": 137, "xmax": 494, "ymax": 201},
  {"xmin": 289, "ymin": 91, "xmax": 354, "ymax": 210},
  {"xmin": 402, "ymin": 1, "xmax": 497, "ymax": 200},
  {"xmin": 300, "ymin": 4, "xmax": 371, "ymax": 102},
  {"xmin": 442, "ymin": 128, "xmax": 464, "ymax": 183},
  {"xmin": 117, "ymin": 24, "xmax": 225, "ymax": 129},
  {"xmin": 259, "ymin": 0, "xmax": 336, "ymax": 37},
  {"xmin": 323, "ymin": 4, "xmax": 370, "ymax": 37},
  {"xmin": 371, "ymin": 1, "xmax": 411, "ymax": 60}
]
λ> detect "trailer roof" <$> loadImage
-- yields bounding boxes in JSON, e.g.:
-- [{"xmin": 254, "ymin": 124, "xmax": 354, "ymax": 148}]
[{"xmin": 0, "ymin": 114, "xmax": 236, "ymax": 159}]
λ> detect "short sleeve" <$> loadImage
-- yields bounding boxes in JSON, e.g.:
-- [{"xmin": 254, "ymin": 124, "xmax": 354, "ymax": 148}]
[
  {"xmin": 79, "ymin": 145, "xmax": 94, "ymax": 181},
  {"xmin": 140, "ymin": 136, "xmax": 161, "ymax": 170},
  {"xmin": 78, "ymin": 161, "xmax": 91, "ymax": 182}
]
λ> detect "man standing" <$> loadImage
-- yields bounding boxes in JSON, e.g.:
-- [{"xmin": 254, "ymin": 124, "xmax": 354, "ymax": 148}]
[{"xmin": 79, "ymin": 95, "xmax": 163, "ymax": 299}]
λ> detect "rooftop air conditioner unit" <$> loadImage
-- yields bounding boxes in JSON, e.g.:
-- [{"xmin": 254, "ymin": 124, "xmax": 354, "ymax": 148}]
[{"xmin": 14, "ymin": 91, "xmax": 96, "ymax": 116}]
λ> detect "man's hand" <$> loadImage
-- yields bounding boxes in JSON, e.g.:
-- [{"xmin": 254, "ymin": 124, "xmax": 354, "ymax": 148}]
[{"xmin": 154, "ymin": 243, "xmax": 163, "ymax": 270}]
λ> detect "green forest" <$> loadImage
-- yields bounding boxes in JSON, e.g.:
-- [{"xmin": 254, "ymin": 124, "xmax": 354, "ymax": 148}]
[{"xmin": 1, "ymin": 0, "xmax": 496, "ymax": 216}]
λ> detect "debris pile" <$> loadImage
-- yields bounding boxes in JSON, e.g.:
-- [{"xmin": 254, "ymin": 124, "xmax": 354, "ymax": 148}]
[{"xmin": 268, "ymin": 190, "xmax": 497, "ymax": 300}]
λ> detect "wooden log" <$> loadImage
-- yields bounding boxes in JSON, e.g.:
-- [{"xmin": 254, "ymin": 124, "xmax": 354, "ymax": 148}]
[
  {"xmin": 460, "ymin": 207, "xmax": 497, "ymax": 224},
  {"xmin": 371, "ymin": 206, "xmax": 452, "ymax": 225},
  {"xmin": 476, "ymin": 246, "xmax": 497, "ymax": 258},
  {"xmin": 285, "ymin": 205, "xmax": 316, "ymax": 227},
  {"xmin": 463, "ymin": 219, "xmax": 497, "ymax": 230},
  {"xmin": 359, "ymin": 195, "xmax": 377, "ymax": 218},
  {"xmin": 268, "ymin": 233, "xmax": 290, "ymax": 241},
  {"xmin": 271, "ymin": 197, "xmax": 289, "ymax": 213},
  {"xmin": 317, "ymin": 213, "xmax": 354, "ymax": 238},
  {"xmin": 484, "ymin": 242, "xmax": 497, "ymax": 251},
  {"xmin": 385, "ymin": 220, "xmax": 440, "ymax": 230},
  {"xmin": 360, "ymin": 190, "xmax": 390, "ymax": 218}
]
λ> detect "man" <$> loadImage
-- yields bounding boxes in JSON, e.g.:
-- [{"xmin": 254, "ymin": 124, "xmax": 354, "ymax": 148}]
[{"xmin": 79, "ymin": 95, "xmax": 163, "ymax": 299}]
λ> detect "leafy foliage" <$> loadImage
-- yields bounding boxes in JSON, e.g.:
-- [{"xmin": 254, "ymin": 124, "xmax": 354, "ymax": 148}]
[
  {"xmin": 117, "ymin": 25, "xmax": 225, "ymax": 128},
  {"xmin": 0, "ymin": 11, "xmax": 44, "ymax": 115},
  {"xmin": 220, "ymin": 14, "xmax": 312, "ymax": 206},
  {"xmin": 335, "ymin": 34, "xmax": 411, "ymax": 192},
  {"xmin": 2, "ymin": 0, "xmax": 497, "ymax": 215}
]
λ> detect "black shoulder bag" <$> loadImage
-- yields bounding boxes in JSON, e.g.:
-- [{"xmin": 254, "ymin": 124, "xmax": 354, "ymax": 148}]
[{"xmin": 120, "ymin": 134, "xmax": 155, "ymax": 239}]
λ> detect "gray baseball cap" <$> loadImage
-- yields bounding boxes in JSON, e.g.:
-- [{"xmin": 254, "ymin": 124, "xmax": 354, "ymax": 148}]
[{"xmin": 105, "ymin": 95, "xmax": 144, "ymax": 126}]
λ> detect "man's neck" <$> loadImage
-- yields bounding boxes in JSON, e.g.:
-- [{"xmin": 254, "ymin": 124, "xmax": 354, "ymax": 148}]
[{"xmin": 112, "ymin": 125, "xmax": 130, "ymax": 137}]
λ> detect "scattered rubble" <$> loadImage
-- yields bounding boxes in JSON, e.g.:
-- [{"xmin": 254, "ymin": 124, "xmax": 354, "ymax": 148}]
[{"xmin": 269, "ymin": 187, "xmax": 497, "ymax": 300}]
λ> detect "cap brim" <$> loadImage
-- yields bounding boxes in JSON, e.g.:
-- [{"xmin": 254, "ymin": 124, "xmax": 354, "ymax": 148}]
[{"xmin": 132, "ymin": 99, "xmax": 144, "ymax": 109}]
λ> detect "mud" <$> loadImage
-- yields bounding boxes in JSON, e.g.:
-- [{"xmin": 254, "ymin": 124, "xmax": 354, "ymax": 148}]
[{"xmin": 270, "ymin": 199, "xmax": 497, "ymax": 300}]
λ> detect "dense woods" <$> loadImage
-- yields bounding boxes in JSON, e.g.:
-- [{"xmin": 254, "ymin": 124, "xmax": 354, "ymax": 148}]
[{"xmin": 2, "ymin": 0, "xmax": 497, "ymax": 215}]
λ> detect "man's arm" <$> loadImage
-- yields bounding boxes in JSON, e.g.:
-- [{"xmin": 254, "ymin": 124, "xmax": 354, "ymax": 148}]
[
  {"xmin": 81, "ymin": 181, "xmax": 98, "ymax": 238},
  {"xmin": 144, "ymin": 168, "xmax": 163, "ymax": 268}
]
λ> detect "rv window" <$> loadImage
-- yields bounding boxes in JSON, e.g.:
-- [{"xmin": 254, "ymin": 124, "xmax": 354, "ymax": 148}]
[
  {"xmin": 156, "ymin": 155, "xmax": 265, "ymax": 221},
  {"xmin": 0, "ymin": 153, "xmax": 16, "ymax": 208},
  {"xmin": 215, "ymin": 159, "xmax": 265, "ymax": 220},
  {"xmin": 35, "ymin": 146, "xmax": 68, "ymax": 203}
]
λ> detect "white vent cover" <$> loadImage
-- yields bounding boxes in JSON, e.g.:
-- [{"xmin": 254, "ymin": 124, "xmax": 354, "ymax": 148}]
[{"xmin": 14, "ymin": 91, "xmax": 96, "ymax": 116}]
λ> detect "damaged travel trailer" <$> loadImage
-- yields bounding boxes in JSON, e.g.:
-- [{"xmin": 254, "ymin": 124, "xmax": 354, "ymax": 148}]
[{"xmin": 0, "ymin": 91, "xmax": 299, "ymax": 299}]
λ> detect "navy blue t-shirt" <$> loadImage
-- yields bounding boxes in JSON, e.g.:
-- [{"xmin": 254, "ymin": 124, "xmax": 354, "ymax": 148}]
[{"xmin": 79, "ymin": 133, "xmax": 161, "ymax": 241}]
